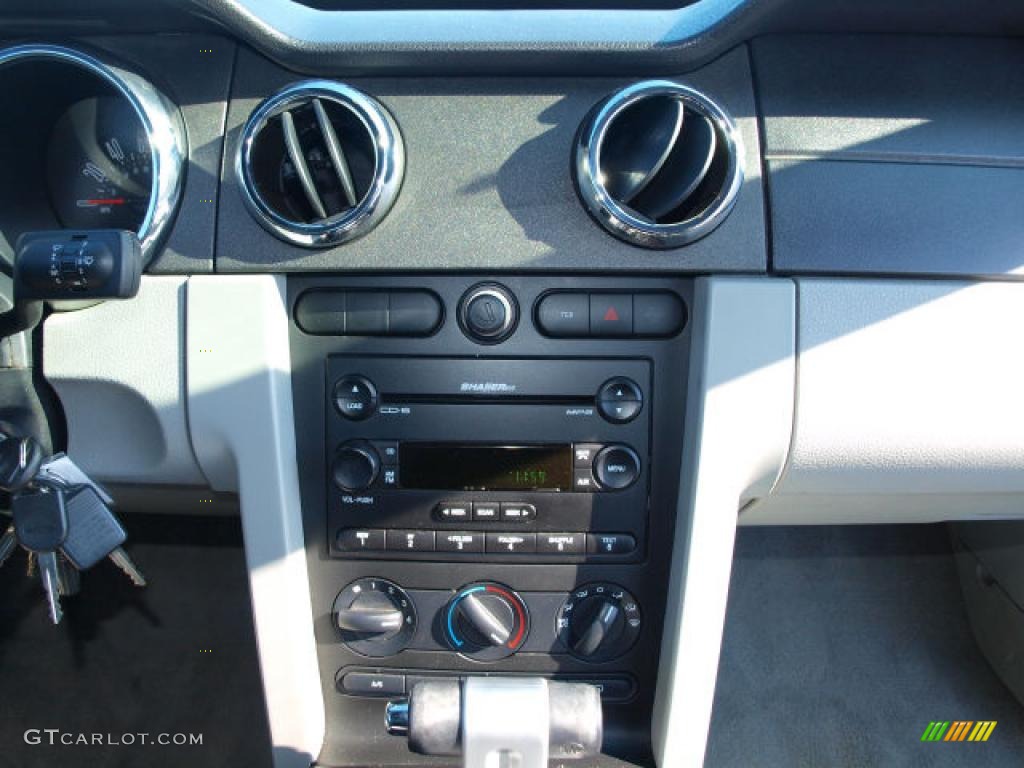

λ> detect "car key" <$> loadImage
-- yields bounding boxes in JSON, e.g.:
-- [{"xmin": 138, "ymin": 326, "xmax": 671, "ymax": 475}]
[
  {"xmin": 56, "ymin": 554, "xmax": 81, "ymax": 597},
  {"xmin": 0, "ymin": 523, "xmax": 17, "ymax": 569},
  {"xmin": 62, "ymin": 485, "xmax": 146, "ymax": 587},
  {"xmin": 37, "ymin": 453, "xmax": 114, "ymax": 506},
  {"xmin": 12, "ymin": 486, "xmax": 69, "ymax": 624},
  {"xmin": 0, "ymin": 435, "xmax": 45, "ymax": 493}
]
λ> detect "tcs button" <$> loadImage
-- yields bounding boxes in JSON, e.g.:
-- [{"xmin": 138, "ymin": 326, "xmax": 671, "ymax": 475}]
[{"xmin": 536, "ymin": 292, "xmax": 589, "ymax": 337}]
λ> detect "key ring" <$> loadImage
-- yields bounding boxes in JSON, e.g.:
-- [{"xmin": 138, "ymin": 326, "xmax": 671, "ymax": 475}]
[{"xmin": 28, "ymin": 473, "xmax": 74, "ymax": 495}]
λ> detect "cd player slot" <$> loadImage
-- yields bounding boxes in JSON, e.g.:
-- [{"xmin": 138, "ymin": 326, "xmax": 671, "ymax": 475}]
[{"xmin": 380, "ymin": 393, "xmax": 595, "ymax": 406}]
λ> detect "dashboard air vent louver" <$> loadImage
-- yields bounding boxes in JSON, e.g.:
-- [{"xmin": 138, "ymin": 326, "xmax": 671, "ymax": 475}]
[
  {"xmin": 574, "ymin": 80, "xmax": 743, "ymax": 249},
  {"xmin": 237, "ymin": 81, "xmax": 404, "ymax": 248}
]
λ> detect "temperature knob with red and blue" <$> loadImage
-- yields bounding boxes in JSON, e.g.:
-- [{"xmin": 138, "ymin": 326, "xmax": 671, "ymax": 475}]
[{"xmin": 445, "ymin": 582, "xmax": 530, "ymax": 661}]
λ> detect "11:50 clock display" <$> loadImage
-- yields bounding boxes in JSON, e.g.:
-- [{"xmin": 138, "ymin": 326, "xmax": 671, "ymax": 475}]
[{"xmin": 398, "ymin": 443, "xmax": 572, "ymax": 491}]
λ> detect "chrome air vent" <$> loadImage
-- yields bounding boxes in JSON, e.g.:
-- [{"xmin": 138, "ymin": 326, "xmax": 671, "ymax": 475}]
[
  {"xmin": 237, "ymin": 81, "xmax": 404, "ymax": 248},
  {"xmin": 574, "ymin": 81, "xmax": 743, "ymax": 249}
]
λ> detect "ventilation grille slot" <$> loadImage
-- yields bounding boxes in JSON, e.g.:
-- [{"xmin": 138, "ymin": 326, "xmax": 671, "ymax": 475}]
[
  {"xmin": 237, "ymin": 82, "xmax": 404, "ymax": 248},
  {"xmin": 575, "ymin": 81, "xmax": 743, "ymax": 249}
]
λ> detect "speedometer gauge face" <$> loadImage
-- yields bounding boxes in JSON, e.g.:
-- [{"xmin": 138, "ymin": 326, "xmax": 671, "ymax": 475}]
[{"xmin": 46, "ymin": 96, "xmax": 152, "ymax": 231}]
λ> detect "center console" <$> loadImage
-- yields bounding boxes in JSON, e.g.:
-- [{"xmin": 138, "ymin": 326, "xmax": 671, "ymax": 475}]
[{"xmin": 288, "ymin": 274, "xmax": 692, "ymax": 766}]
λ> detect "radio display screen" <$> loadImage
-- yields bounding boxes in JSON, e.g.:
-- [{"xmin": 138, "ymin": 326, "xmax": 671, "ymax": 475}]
[{"xmin": 399, "ymin": 443, "xmax": 572, "ymax": 491}]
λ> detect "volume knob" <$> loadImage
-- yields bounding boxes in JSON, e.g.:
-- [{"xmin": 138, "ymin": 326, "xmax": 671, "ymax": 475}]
[{"xmin": 332, "ymin": 440, "xmax": 380, "ymax": 492}]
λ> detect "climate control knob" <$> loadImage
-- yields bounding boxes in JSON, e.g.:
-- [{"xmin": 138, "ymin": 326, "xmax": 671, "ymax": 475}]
[
  {"xmin": 557, "ymin": 583, "xmax": 641, "ymax": 662},
  {"xmin": 333, "ymin": 578, "xmax": 417, "ymax": 657},
  {"xmin": 332, "ymin": 440, "xmax": 380, "ymax": 491},
  {"xmin": 445, "ymin": 582, "xmax": 530, "ymax": 661}
]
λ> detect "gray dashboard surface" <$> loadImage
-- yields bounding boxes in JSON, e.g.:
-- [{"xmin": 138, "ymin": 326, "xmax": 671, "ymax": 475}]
[
  {"xmin": 754, "ymin": 35, "xmax": 1024, "ymax": 165},
  {"xmin": 4, "ymin": 0, "xmax": 1024, "ymax": 76},
  {"xmin": 754, "ymin": 35, "xmax": 1024, "ymax": 279},
  {"xmin": 177, "ymin": 0, "xmax": 1024, "ymax": 76},
  {"xmin": 768, "ymin": 160, "xmax": 1024, "ymax": 280},
  {"xmin": 188, "ymin": 0, "xmax": 772, "ymax": 75},
  {"xmin": 216, "ymin": 45, "xmax": 765, "ymax": 273}
]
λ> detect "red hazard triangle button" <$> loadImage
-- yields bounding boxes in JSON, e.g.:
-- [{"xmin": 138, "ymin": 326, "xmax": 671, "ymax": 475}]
[{"xmin": 590, "ymin": 294, "xmax": 633, "ymax": 337}]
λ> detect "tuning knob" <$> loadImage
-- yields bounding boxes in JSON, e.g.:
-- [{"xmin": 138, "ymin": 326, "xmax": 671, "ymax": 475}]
[
  {"xmin": 558, "ymin": 583, "xmax": 641, "ymax": 662},
  {"xmin": 445, "ymin": 582, "xmax": 530, "ymax": 661},
  {"xmin": 332, "ymin": 440, "xmax": 380, "ymax": 491},
  {"xmin": 333, "ymin": 578, "xmax": 417, "ymax": 657}
]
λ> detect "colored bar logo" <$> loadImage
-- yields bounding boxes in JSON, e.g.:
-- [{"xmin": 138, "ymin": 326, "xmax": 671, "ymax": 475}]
[{"xmin": 921, "ymin": 721, "xmax": 997, "ymax": 742}]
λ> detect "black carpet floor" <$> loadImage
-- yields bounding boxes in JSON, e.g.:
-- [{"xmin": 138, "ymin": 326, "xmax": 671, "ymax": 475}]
[
  {"xmin": 707, "ymin": 525, "xmax": 1024, "ymax": 768},
  {"xmin": 0, "ymin": 513, "xmax": 273, "ymax": 768}
]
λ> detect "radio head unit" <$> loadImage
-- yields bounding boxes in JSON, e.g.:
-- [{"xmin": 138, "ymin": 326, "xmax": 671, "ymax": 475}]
[{"xmin": 325, "ymin": 357, "xmax": 651, "ymax": 563}]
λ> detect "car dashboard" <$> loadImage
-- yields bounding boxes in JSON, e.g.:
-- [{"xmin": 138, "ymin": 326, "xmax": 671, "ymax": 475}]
[{"xmin": 1, "ymin": 1, "xmax": 1024, "ymax": 767}]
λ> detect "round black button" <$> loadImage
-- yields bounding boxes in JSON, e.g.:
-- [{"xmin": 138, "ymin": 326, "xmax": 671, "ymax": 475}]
[
  {"xmin": 459, "ymin": 283, "xmax": 518, "ymax": 344},
  {"xmin": 596, "ymin": 377, "xmax": 643, "ymax": 424},
  {"xmin": 593, "ymin": 445, "xmax": 641, "ymax": 491},
  {"xmin": 334, "ymin": 375, "xmax": 378, "ymax": 421},
  {"xmin": 468, "ymin": 295, "xmax": 507, "ymax": 334},
  {"xmin": 332, "ymin": 440, "xmax": 381, "ymax": 491}
]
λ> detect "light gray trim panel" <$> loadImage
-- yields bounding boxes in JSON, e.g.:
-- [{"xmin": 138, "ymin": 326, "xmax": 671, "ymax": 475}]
[
  {"xmin": 745, "ymin": 279, "xmax": 1024, "ymax": 524},
  {"xmin": 42, "ymin": 277, "xmax": 208, "ymax": 487},
  {"xmin": 654, "ymin": 276, "xmax": 795, "ymax": 767},
  {"xmin": 187, "ymin": 274, "xmax": 325, "ymax": 768}
]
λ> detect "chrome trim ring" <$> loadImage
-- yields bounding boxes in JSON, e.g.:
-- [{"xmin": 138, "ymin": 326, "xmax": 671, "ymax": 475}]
[
  {"xmin": 236, "ymin": 81, "xmax": 405, "ymax": 248},
  {"xmin": 0, "ymin": 44, "xmax": 187, "ymax": 267},
  {"xmin": 458, "ymin": 283, "xmax": 519, "ymax": 345},
  {"xmin": 574, "ymin": 80, "xmax": 744, "ymax": 250}
]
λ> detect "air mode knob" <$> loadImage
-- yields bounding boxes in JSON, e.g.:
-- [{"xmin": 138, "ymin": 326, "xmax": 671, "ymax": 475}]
[
  {"xmin": 558, "ymin": 583, "xmax": 642, "ymax": 662},
  {"xmin": 332, "ymin": 440, "xmax": 380, "ymax": 491}
]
